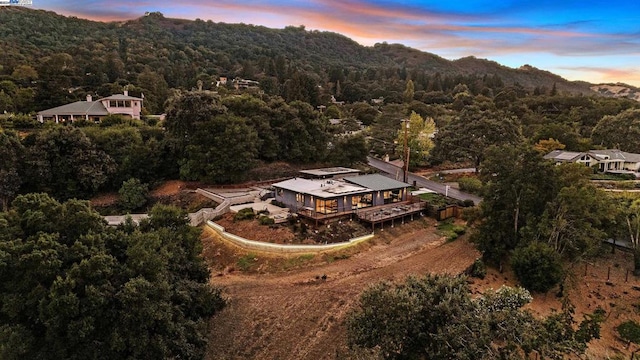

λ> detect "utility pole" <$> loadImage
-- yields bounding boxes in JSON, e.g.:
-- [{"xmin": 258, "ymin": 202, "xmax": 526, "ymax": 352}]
[{"xmin": 402, "ymin": 119, "xmax": 410, "ymax": 183}]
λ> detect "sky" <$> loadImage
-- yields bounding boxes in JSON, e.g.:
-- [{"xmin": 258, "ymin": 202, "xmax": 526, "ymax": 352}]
[{"xmin": 35, "ymin": 0, "xmax": 640, "ymax": 86}]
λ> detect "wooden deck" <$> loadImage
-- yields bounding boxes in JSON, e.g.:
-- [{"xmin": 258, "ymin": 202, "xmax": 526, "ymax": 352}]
[
  {"xmin": 356, "ymin": 201, "xmax": 426, "ymax": 224},
  {"xmin": 294, "ymin": 200, "xmax": 427, "ymax": 227}
]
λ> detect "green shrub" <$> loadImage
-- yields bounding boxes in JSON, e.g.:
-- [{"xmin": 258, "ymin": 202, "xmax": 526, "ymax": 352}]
[
  {"xmin": 237, "ymin": 253, "xmax": 258, "ymax": 271},
  {"xmin": 258, "ymin": 215, "xmax": 274, "ymax": 225},
  {"xmin": 234, "ymin": 207, "xmax": 255, "ymax": 221},
  {"xmin": 12, "ymin": 114, "xmax": 40, "ymax": 128},
  {"xmin": 511, "ymin": 242, "xmax": 563, "ymax": 293},
  {"xmin": 462, "ymin": 199, "xmax": 476, "ymax": 207},
  {"xmin": 458, "ymin": 176, "xmax": 484, "ymax": 195},
  {"xmin": 452, "ymin": 225, "xmax": 466, "ymax": 235},
  {"xmin": 437, "ymin": 220, "xmax": 465, "ymax": 242},
  {"xmin": 468, "ymin": 258, "xmax": 487, "ymax": 279},
  {"xmin": 617, "ymin": 320, "xmax": 640, "ymax": 344},
  {"xmin": 591, "ymin": 173, "xmax": 637, "ymax": 181},
  {"xmin": 99, "ymin": 114, "xmax": 144, "ymax": 128},
  {"xmin": 460, "ymin": 206, "xmax": 481, "ymax": 223},
  {"xmin": 118, "ymin": 178, "xmax": 149, "ymax": 211}
]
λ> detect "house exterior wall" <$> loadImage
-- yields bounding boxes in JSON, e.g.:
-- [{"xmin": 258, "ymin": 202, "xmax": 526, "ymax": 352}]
[
  {"xmin": 274, "ymin": 182, "xmax": 409, "ymax": 219},
  {"xmin": 576, "ymin": 154, "xmax": 597, "ymax": 167},
  {"xmin": 624, "ymin": 162, "xmax": 640, "ymax": 172},
  {"xmin": 101, "ymin": 99, "xmax": 142, "ymax": 119},
  {"xmin": 275, "ymin": 188, "xmax": 298, "ymax": 210}
]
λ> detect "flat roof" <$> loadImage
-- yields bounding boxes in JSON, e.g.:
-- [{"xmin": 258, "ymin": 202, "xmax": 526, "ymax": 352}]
[
  {"xmin": 273, "ymin": 178, "xmax": 370, "ymax": 198},
  {"xmin": 299, "ymin": 167, "xmax": 361, "ymax": 177}
]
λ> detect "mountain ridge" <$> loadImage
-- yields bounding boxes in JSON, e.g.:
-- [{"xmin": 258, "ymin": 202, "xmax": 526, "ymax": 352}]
[{"xmin": 1, "ymin": 7, "xmax": 631, "ymax": 109}]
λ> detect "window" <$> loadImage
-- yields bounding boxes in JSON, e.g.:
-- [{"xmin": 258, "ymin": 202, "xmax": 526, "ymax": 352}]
[
  {"xmin": 357, "ymin": 193, "xmax": 373, "ymax": 208},
  {"xmin": 296, "ymin": 193, "xmax": 304, "ymax": 204},
  {"xmin": 383, "ymin": 189, "xmax": 402, "ymax": 204},
  {"xmin": 315, "ymin": 199, "xmax": 338, "ymax": 214},
  {"xmin": 109, "ymin": 100, "xmax": 117, "ymax": 107}
]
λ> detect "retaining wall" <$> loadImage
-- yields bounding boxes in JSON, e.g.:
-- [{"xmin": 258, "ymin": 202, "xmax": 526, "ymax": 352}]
[{"xmin": 206, "ymin": 220, "xmax": 374, "ymax": 253}]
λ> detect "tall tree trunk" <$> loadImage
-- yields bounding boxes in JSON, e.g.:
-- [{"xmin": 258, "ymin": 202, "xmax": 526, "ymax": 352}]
[{"xmin": 634, "ymin": 248, "xmax": 640, "ymax": 276}]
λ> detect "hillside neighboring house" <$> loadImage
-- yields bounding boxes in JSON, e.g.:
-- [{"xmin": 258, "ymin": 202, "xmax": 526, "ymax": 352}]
[
  {"xmin": 273, "ymin": 173, "xmax": 411, "ymax": 222},
  {"xmin": 37, "ymin": 91, "xmax": 143, "ymax": 123},
  {"xmin": 544, "ymin": 149, "xmax": 640, "ymax": 175}
]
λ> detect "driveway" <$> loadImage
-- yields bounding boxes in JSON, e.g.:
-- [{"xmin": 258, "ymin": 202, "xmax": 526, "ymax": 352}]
[{"xmin": 367, "ymin": 156, "xmax": 483, "ymax": 205}]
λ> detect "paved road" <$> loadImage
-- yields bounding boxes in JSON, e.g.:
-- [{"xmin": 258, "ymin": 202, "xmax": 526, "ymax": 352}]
[{"xmin": 367, "ymin": 156, "xmax": 483, "ymax": 205}]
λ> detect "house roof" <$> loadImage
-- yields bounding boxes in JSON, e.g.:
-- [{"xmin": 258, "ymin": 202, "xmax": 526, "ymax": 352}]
[
  {"xmin": 100, "ymin": 94, "xmax": 143, "ymax": 101},
  {"xmin": 37, "ymin": 100, "xmax": 109, "ymax": 116},
  {"xmin": 544, "ymin": 149, "xmax": 640, "ymax": 164},
  {"xmin": 299, "ymin": 167, "xmax": 361, "ymax": 177},
  {"xmin": 272, "ymin": 178, "xmax": 370, "ymax": 198},
  {"xmin": 543, "ymin": 150, "xmax": 585, "ymax": 162},
  {"xmin": 344, "ymin": 174, "xmax": 410, "ymax": 191},
  {"xmin": 589, "ymin": 149, "xmax": 640, "ymax": 163}
]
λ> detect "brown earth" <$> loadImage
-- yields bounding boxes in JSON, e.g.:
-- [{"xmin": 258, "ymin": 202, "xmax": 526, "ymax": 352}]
[
  {"xmin": 202, "ymin": 219, "xmax": 481, "ymax": 360},
  {"xmin": 469, "ymin": 251, "xmax": 640, "ymax": 359},
  {"xmin": 215, "ymin": 213, "xmax": 372, "ymax": 245},
  {"xmin": 202, "ymin": 220, "xmax": 640, "ymax": 360},
  {"xmin": 90, "ymin": 180, "xmax": 216, "ymax": 214}
]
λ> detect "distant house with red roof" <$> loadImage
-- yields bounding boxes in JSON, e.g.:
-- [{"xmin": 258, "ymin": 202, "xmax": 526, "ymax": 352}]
[{"xmin": 37, "ymin": 91, "xmax": 143, "ymax": 123}]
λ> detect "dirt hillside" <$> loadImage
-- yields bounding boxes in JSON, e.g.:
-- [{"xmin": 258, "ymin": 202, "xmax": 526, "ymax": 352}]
[
  {"xmin": 203, "ymin": 221, "xmax": 480, "ymax": 359},
  {"xmin": 203, "ymin": 221, "xmax": 640, "ymax": 359}
]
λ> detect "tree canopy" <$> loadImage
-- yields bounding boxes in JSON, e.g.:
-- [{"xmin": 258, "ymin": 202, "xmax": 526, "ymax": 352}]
[
  {"xmin": 0, "ymin": 194, "xmax": 224, "ymax": 359},
  {"xmin": 347, "ymin": 274, "xmax": 604, "ymax": 360}
]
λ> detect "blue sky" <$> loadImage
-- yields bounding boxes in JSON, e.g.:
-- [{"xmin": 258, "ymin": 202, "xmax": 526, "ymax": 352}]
[{"xmin": 36, "ymin": 0, "xmax": 640, "ymax": 86}]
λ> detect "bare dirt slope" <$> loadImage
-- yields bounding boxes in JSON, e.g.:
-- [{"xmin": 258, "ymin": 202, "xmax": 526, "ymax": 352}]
[
  {"xmin": 204, "ymin": 222, "xmax": 480, "ymax": 360},
  {"xmin": 204, "ymin": 219, "xmax": 640, "ymax": 359}
]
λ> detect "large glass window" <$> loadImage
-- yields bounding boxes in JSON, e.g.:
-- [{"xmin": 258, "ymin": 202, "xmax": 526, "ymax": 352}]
[
  {"xmin": 316, "ymin": 199, "xmax": 338, "ymax": 214},
  {"xmin": 352, "ymin": 195, "xmax": 372, "ymax": 209},
  {"xmin": 383, "ymin": 189, "xmax": 402, "ymax": 204}
]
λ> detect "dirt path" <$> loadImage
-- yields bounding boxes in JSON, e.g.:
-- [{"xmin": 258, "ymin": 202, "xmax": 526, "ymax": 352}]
[{"xmin": 205, "ymin": 225, "xmax": 480, "ymax": 360}]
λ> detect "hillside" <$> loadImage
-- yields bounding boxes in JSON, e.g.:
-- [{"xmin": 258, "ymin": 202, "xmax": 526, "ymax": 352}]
[
  {"xmin": 592, "ymin": 83, "xmax": 640, "ymax": 102},
  {"xmin": 203, "ymin": 222, "xmax": 640, "ymax": 360},
  {"xmin": 0, "ymin": 6, "xmax": 599, "ymax": 113}
]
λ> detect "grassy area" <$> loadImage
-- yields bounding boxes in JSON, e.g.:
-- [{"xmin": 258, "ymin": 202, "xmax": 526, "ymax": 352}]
[
  {"xmin": 607, "ymin": 191, "xmax": 640, "ymax": 201},
  {"xmin": 237, "ymin": 253, "xmax": 259, "ymax": 271},
  {"xmin": 282, "ymin": 253, "xmax": 315, "ymax": 270},
  {"xmin": 324, "ymin": 253, "xmax": 351, "ymax": 263},
  {"xmin": 591, "ymin": 173, "xmax": 637, "ymax": 181},
  {"xmin": 436, "ymin": 220, "xmax": 466, "ymax": 242},
  {"xmin": 418, "ymin": 192, "xmax": 456, "ymax": 208}
]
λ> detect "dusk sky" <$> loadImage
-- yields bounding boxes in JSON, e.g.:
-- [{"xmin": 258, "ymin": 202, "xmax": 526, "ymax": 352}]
[{"xmin": 36, "ymin": 1, "xmax": 640, "ymax": 86}]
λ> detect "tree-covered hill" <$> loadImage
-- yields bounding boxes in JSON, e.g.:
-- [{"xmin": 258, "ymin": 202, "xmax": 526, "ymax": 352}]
[{"xmin": 0, "ymin": 7, "xmax": 598, "ymax": 113}]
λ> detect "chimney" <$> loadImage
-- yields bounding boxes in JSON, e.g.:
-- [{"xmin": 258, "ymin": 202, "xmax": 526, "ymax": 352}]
[
  {"xmin": 86, "ymin": 94, "xmax": 92, "ymax": 102},
  {"xmin": 123, "ymin": 90, "xmax": 128, "ymax": 96}
]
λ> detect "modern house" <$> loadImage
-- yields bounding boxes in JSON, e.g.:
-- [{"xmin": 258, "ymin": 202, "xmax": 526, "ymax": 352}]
[
  {"xmin": 544, "ymin": 149, "xmax": 640, "ymax": 175},
  {"xmin": 37, "ymin": 91, "xmax": 143, "ymax": 123},
  {"xmin": 272, "ymin": 173, "xmax": 413, "ymax": 223}
]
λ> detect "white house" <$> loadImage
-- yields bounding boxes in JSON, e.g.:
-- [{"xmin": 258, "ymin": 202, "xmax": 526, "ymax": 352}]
[
  {"xmin": 37, "ymin": 91, "xmax": 143, "ymax": 123},
  {"xmin": 544, "ymin": 149, "xmax": 640, "ymax": 175}
]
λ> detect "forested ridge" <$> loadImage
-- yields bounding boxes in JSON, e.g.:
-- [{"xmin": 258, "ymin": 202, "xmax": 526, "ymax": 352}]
[
  {"xmin": 2, "ymin": 7, "xmax": 640, "ymax": 360},
  {"xmin": 0, "ymin": 6, "xmax": 600, "ymax": 114}
]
